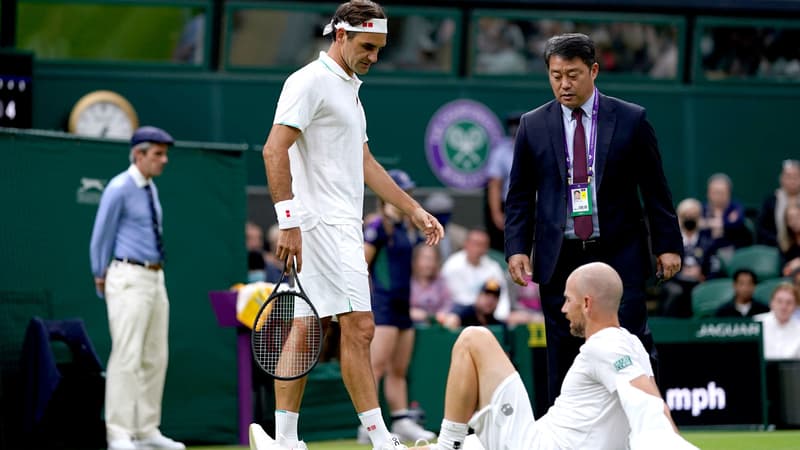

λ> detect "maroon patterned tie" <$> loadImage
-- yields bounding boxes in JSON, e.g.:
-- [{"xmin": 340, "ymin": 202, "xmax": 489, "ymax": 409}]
[{"xmin": 572, "ymin": 108, "xmax": 593, "ymax": 240}]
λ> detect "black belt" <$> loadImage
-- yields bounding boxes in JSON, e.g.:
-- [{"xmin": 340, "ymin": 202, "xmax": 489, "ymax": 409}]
[
  {"xmin": 114, "ymin": 257, "xmax": 163, "ymax": 271},
  {"xmin": 563, "ymin": 238, "xmax": 601, "ymax": 251}
]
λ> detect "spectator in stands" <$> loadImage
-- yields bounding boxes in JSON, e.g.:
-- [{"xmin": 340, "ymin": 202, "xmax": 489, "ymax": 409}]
[
  {"xmin": 754, "ymin": 283, "xmax": 800, "ymax": 359},
  {"xmin": 362, "ymin": 169, "xmax": 437, "ymax": 444},
  {"xmin": 485, "ymin": 112, "xmax": 522, "ymax": 252},
  {"xmin": 246, "ymin": 221, "xmax": 268, "ymax": 283},
  {"xmin": 779, "ymin": 202, "xmax": 800, "ymax": 277},
  {"xmin": 506, "ymin": 274, "xmax": 544, "ymax": 327},
  {"xmin": 409, "ymin": 244, "xmax": 453, "ymax": 325},
  {"xmin": 441, "ymin": 228, "xmax": 510, "ymax": 321},
  {"xmin": 714, "ymin": 269, "xmax": 770, "ymax": 318},
  {"xmin": 701, "ymin": 173, "xmax": 752, "ymax": 277},
  {"xmin": 264, "ymin": 224, "xmax": 283, "ymax": 283},
  {"xmin": 660, "ymin": 198, "xmax": 712, "ymax": 317},
  {"xmin": 440, "ymin": 279, "xmax": 505, "ymax": 330},
  {"xmin": 758, "ymin": 159, "xmax": 800, "ymax": 247}
]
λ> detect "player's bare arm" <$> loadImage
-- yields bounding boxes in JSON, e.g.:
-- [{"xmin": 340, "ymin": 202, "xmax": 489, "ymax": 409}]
[
  {"xmin": 263, "ymin": 123, "xmax": 303, "ymax": 271},
  {"xmin": 629, "ymin": 374, "xmax": 680, "ymax": 433},
  {"xmin": 363, "ymin": 143, "xmax": 444, "ymax": 246}
]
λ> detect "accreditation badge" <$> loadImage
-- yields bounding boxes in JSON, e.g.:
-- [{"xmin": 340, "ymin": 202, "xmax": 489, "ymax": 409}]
[{"xmin": 569, "ymin": 183, "xmax": 592, "ymax": 216}]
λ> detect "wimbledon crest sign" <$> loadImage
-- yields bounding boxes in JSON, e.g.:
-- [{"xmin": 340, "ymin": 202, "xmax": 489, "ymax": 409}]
[{"xmin": 424, "ymin": 99, "xmax": 504, "ymax": 190}]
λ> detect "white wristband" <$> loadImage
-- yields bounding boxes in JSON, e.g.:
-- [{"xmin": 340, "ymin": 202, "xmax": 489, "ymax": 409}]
[{"xmin": 274, "ymin": 199, "xmax": 301, "ymax": 229}]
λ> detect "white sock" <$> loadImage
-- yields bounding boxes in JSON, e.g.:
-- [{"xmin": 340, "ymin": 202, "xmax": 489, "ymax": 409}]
[
  {"xmin": 437, "ymin": 419, "xmax": 468, "ymax": 450},
  {"xmin": 275, "ymin": 409, "xmax": 299, "ymax": 443},
  {"xmin": 358, "ymin": 407, "xmax": 393, "ymax": 446},
  {"xmin": 391, "ymin": 409, "xmax": 410, "ymax": 421}
]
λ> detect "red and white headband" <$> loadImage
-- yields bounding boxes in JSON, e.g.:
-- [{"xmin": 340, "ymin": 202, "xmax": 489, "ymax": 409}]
[{"xmin": 322, "ymin": 18, "xmax": 388, "ymax": 36}]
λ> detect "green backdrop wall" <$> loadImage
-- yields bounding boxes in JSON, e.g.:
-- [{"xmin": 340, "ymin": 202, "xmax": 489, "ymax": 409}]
[
  {"xmin": 0, "ymin": 130, "xmax": 247, "ymax": 444},
  {"xmin": 32, "ymin": 67, "xmax": 799, "ymax": 209}
]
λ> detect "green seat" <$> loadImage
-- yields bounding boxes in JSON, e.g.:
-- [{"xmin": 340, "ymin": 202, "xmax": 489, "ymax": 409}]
[
  {"xmin": 487, "ymin": 248, "xmax": 508, "ymax": 270},
  {"xmin": 691, "ymin": 279, "xmax": 734, "ymax": 318},
  {"xmin": 753, "ymin": 277, "xmax": 791, "ymax": 304},
  {"xmin": 724, "ymin": 245, "xmax": 781, "ymax": 282}
]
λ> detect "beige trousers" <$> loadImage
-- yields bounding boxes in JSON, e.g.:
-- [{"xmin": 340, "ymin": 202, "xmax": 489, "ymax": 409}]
[{"xmin": 104, "ymin": 260, "xmax": 169, "ymax": 442}]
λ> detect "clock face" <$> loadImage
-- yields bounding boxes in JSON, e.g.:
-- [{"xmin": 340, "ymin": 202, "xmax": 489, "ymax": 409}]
[
  {"xmin": 74, "ymin": 101, "xmax": 135, "ymax": 139},
  {"xmin": 68, "ymin": 90, "xmax": 139, "ymax": 139}
]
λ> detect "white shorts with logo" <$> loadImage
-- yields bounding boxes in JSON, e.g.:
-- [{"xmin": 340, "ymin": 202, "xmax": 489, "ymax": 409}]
[
  {"xmin": 468, "ymin": 373, "xmax": 556, "ymax": 450},
  {"xmin": 299, "ymin": 222, "xmax": 370, "ymax": 318}
]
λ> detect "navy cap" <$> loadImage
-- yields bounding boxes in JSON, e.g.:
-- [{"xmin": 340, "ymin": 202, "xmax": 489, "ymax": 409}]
[
  {"xmin": 389, "ymin": 169, "xmax": 415, "ymax": 191},
  {"xmin": 481, "ymin": 279, "xmax": 501, "ymax": 296},
  {"xmin": 131, "ymin": 126, "xmax": 174, "ymax": 147}
]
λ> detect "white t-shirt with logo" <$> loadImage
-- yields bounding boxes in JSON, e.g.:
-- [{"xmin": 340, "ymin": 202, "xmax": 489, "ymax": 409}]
[
  {"xmin": 273, "ymin": 51, "xmax": 367, "ymax": 230},
  {"xmin": 536, "ymin": 327, "xmax": 653, "ymax": 449}
]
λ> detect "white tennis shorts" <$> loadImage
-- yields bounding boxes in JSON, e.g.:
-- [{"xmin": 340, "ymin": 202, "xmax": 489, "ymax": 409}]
[
  {"xmin": 469, "ymin": 372, "xmax": 550, "ymax": 450},
  {"xmin": 299, "ymin": 222, "xmax": 371, "ymax": 318}
]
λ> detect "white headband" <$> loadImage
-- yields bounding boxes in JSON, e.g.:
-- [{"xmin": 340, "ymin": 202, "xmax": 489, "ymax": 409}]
[{"xmin": 322, "ymin": 18, "xmax": 388, "ymax": 36}]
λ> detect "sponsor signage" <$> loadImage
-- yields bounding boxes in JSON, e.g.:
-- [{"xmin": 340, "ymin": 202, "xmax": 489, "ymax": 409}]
[{"xmin": 652, "ymin": 319, "xmax": 766, "ymax": 427}]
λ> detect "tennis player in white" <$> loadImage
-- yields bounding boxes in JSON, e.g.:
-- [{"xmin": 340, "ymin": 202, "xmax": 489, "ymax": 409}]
[
  {"xmin": 411, "ymin": 262, "xmax": 698, "ymax": 450},
  {"xmin": 250, "ymin": 1, "xmax": 443, "ymax": 450}
]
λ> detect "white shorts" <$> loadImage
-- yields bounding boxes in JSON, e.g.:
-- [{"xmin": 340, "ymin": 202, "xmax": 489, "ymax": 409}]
[
  {"xmin": 299, "ymin": 222, "xmax": 370, "ymax": 318},
  {"xmin": 469, "ymin": 373, "xmax": 554, "ymax": 450}
]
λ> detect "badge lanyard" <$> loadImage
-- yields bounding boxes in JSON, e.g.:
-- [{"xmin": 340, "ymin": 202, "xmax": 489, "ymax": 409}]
[{"xmin": 564, "ymin": 88, "xmax": 599, "ymax": 183}]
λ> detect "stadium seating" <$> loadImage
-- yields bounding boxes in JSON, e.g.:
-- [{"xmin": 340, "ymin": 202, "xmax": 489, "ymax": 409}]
[
  {"xmin": 754, "ymin": 277, "xmax": 791, "ymax": 304},
  {"xmin": 691, "ymin": 278, "xmax": 735, "ymax": 318},
  {"xmin": 725, "ymin": 245, "xmax": 781, "ymax": 281}
]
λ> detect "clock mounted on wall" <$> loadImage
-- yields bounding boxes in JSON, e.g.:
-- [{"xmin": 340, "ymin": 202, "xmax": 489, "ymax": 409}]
[{"xmin": 68, "ymin": 90, "xmax": 139, "ymax": 139}]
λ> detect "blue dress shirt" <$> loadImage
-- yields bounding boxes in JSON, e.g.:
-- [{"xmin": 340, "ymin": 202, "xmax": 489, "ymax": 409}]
[{"xmin": 90, "ymin": 165, "xmax": 163, "ymax": 277}]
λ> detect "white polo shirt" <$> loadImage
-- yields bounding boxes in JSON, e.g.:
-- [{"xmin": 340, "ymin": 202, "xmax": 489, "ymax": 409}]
[
  {"xmin": 273, "ymin": 51, "xmax": 368, "ymax": 230},
  {"xmin": 537, "ymin": 327, "xmax": 652, "ymax": 449}
]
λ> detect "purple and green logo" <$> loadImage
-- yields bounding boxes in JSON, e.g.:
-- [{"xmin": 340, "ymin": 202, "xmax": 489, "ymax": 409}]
[{"xmin": 425, "ymin": 99, "xmax": 504, "ymax": 190}]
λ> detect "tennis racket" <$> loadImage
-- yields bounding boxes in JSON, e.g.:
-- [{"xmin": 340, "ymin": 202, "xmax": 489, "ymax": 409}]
[{"xmin": 251, "ymin": 262, "xmax": 323, "ymax": 380}]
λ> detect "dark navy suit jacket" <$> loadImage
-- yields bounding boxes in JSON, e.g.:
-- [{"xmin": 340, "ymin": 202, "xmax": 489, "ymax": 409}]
[{"xmin": 504, "ymin": 93, "xmax": 682, "ymax": 285}]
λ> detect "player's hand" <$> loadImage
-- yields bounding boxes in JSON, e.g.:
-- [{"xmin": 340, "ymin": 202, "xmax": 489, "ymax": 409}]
[
  {"xmin": 276, "ymin": 227, "xmax": 303, "ymax": 272},
  {"xmin": 508, "ymin": 253, "xmax": 532, "ymax": 286},
  {"xmin": 656, "ymin": 252, "xmax": 681, "ymax": 280},
  {"xmin": 410, "ymin": 207, "xmax": 444, "ymax": 246}
]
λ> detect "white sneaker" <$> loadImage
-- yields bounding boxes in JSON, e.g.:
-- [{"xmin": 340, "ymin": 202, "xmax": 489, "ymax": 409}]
[
  {"xmin": 357, "ymin": 425, "xmax": 371, "ymax": 445},
  {"xmin": 249, "ymin": 424, "xmax": 280, "ymax": 450},
  {"xmin": 391, "ymin": 418, "xmax": 436, "ymax": 443},
  {"xmin": 136, "ymin": 432, "xmax": 186, "ymax": 449},
  {"xmin": 108, "ymin": 438, "xmax": 137, "ymax": 450},
  {"xmin": 374, "ymin": 436, "xmax": 409, "ymax": 450}
]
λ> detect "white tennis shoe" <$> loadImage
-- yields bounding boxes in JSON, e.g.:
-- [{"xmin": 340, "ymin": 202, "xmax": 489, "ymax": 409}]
[
  {"xmin": 374, "ymin": 436, "xmax": 409, "ymax": 450},
  {"xmin": 249, "ymin": 424, "xmax": 308, "ymax": 450},
  {"xmin": 391, "ymin": 418, "xmax": 436, "ymax": 443}
]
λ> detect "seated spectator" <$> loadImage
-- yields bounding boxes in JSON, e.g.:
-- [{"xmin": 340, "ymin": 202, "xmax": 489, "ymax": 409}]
[
  {"xmin": 754, "ymin": 283, "xmax": 800, "ymax": 360},
  {"xmin": 702, "ymin": 173, "xmax": 753, "ymax": 277},
  {"xmin": 441, "ymin": 279, "xmax": 505, "ymax": 330},
  {"xmin": 660, "ymin": 198, "xmax": 714, "ymax": 317},
  {"xmin": 410, "ymin": 244, "xmax": 453, "ymax": 324},
  {"xmin": 792, "ymin": 267, "xmax": 800, "ymax": 320},
  {"xmin": 264, "ymin": 224, "xmax": 283, "ymax": 283},
  {"xmin": 715, "ymin": 269, "xmax": 770, "ymax": 318},
  {"xmin": 779, "ymin": 202, "xmax": 800, "ymax": 276},
  {"xmin": 506, "ymin": 274, "xmax": 544, "ymax": 326},
  {"xmin": 246, "ymin": 221, "xmax": 267, "ymax": 283},
  {"xmin": 758, "ymin": 159, "xmax": 800, "ymax": 247},
  {"xmin": 441, "ymin": 228, "xmax": 510, "ymax": 321}
]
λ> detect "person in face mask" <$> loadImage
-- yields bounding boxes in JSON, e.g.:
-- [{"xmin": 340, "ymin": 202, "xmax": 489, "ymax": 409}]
[{"xmin": 659, "ymin": 198, "xmax": 714, "ymax": 317}]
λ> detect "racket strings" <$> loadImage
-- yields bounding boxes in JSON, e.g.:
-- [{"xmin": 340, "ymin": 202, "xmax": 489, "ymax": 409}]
[{"xmin": 252, "ymin": 292, "xmax": 322, "ymax": 378}]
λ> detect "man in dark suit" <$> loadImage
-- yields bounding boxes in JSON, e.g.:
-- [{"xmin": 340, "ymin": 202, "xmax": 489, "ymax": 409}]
[{"xmin": 504, "ymin": 33, "xmax": 683, "ymax": 407}]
